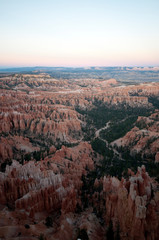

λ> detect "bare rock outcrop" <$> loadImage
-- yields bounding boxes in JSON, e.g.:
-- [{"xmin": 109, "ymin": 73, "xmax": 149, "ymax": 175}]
[
  {"xmin": 103, "ymin": 166, "xmax": 159, "ymax": 240},
  {"xmin": 112, "ymin": 112, "xmax": 159, "ymax": 161}
]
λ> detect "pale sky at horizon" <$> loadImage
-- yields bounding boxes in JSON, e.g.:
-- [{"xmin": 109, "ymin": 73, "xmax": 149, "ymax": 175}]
[{"xmin": 0, "ymin": 0, "xmax": 159, "ymax": 67}]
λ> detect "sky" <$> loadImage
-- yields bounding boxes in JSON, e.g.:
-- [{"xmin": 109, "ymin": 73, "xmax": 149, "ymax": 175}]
[{"xmin": 0, "ymin": 0, "xmax": 159, "ymax": 67}]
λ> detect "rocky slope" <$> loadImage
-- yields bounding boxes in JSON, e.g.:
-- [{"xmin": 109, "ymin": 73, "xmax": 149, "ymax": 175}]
[
  {"xmin": 112, "ymin": 111, "xmax": 159, "ymax": 162},
  {"xmin": 102, "ymin": 165, "xmax": 159, "ymax": 240},
  {"xmin": 0, "ymin": 142, "xmax": 96, "ymax": 239},
  {"xmin": 0, "ymin": 73, "xmax": 159, "ymax": 239},
  {"xmin": 1, "ymin": 74, "xmax": 159, "ymax": 166},
  {"xmin": 0, "ymin": 157, "xmax": 158, "ymax": 239}
]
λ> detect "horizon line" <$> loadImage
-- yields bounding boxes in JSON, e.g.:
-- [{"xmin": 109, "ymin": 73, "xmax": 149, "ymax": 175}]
[{"xmin": 0, "ymin": 65, "xmax": 159, "ymax": 69}]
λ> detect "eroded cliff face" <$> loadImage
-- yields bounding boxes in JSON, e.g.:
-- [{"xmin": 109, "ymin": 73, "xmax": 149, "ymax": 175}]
[
  {"xmin": 0, "ymin": 93, "xmax": 84, "ymax": 164},
  {"xmin": 112, "ymin": 111, "xmax": 159, "ymax": 162},
  {"xmin": 1, "ymin": 74, "xmax": 159, "ymax": 111},
  {"xmin": 0, "ymin": 141, "xmax": 95, "ymax": 212},
  {"xmin": 1, "ymin": 74, "xmax": 159, "ymax": 165},
  {"xmin": 102, "ymin": 165, "xmax": 159, "ymax": 240},
  {"xmin": 0, "ymin": 155, "xmax": 158, "ymax": 240},
  {"xmin": 0, "ymin": 101, "xmax": 83, "ymax": 140},
  {"xmin": 0, "ymin": 142, "xmax": 99, "ymax": 240},
  {"xmin": 0, "ymin": 74, "xmax": 159, "ymax": 239}
]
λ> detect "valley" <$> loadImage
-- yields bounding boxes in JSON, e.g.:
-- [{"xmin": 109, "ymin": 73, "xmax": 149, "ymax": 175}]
[{"xmin": 0, "ymin": 68, "xmax": 159, "ymax": 240}]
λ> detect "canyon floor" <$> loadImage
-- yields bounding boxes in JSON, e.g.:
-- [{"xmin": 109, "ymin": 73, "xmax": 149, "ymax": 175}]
[{"xmin": 0, "ymin": 67, "xmax": 159, "ymax": 240}]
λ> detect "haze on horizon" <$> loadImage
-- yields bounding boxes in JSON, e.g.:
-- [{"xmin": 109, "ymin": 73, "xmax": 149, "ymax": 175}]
[{"xmin": 0, "ymin": 0, "xmax": 159, "ymax": 68}]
